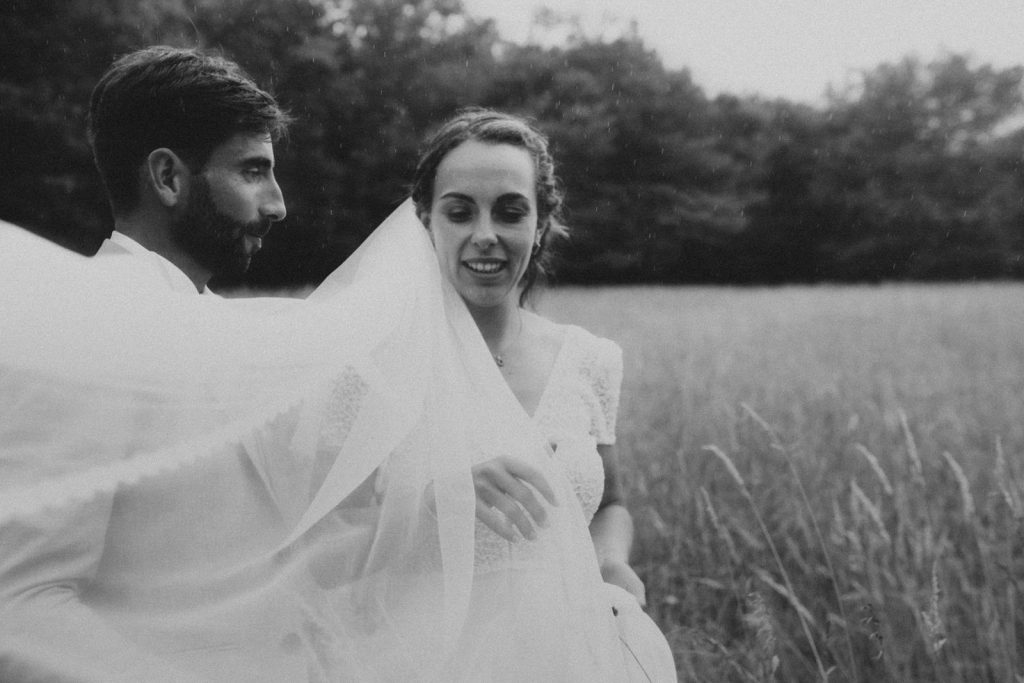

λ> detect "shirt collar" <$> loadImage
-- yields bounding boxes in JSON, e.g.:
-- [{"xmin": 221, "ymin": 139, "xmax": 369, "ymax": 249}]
[{"xmin": 108, "ymin": 231, "xmax": 212, "ymax": 295}]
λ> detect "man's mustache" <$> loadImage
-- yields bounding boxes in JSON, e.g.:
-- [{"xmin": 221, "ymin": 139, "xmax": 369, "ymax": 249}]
[{"xmin": 245, "ymin": 221, "xmax": 273, "ymax": 239}]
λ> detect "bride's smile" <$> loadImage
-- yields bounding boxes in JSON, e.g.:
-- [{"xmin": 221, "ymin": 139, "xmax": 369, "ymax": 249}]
[
  {"xmin": 463, "ymin": 257, "xmax": 507, "ymax": 275},
  {"xmin": 422, "ymin": 139, "xmax": 539, "ymax": 312}
]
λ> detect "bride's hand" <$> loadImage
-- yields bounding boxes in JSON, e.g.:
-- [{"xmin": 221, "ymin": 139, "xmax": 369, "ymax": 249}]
[
  {"xmin": 472, "ymin": 456, "xmax": 558, "ymax": 542},
  {"xmin": 601, "ymin": 560, "xmax": 647, "ymax": 607}
]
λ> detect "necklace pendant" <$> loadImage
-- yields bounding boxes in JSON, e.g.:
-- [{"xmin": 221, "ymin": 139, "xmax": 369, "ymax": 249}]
[{"xmin": 494, "ymin": 355, "xmax": 504, "ymax": 367}]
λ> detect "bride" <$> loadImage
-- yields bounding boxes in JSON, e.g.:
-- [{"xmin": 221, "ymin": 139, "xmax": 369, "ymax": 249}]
[
  {"xmin": 408, "ymin": 108, "xmax": 676, "ymax": 680},
  {"xmin": 0, "ymin": 111, "xmax": 675, "ymax": 681}
]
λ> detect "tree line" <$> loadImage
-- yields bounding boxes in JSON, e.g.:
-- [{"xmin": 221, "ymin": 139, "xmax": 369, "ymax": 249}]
[{"xmin": 2, "ymin": 0, "xmax": 1023, "ymax": 288}]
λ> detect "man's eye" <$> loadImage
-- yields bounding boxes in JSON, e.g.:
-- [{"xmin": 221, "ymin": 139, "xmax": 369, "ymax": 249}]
[{"xmin": 244, "ymin": 168, "xmax": 265, "ymax": 179}]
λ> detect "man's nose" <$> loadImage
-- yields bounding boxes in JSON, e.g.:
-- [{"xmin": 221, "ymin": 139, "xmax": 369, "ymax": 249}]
[{"xmin": 261, "ymin": 177, "xmax": 287, "ymax": 223}]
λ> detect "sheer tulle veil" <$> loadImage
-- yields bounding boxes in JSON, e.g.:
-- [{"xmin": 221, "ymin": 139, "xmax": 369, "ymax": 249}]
[{"xmin": 0, "ymin": 204, "xmax": 632, "ymax": 680}]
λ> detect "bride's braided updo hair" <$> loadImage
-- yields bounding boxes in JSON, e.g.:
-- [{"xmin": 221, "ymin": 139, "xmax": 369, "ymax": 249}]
[{"xmin": 411, "ymin": 108, "xmax": 567, "ymax": 305}]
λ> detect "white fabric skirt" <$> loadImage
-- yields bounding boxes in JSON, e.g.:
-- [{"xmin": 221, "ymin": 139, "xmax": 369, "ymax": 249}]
[{"xmin": 603, "ymin": 583, "xmax": 678, "ymax": 682}]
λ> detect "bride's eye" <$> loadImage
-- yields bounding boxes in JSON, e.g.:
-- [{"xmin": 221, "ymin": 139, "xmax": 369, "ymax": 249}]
[
  {"xmin": 495, "ymin": 198, "xmax": 531, "ymax": 224},
  {"xmin": 443, "ymin": 202, "xmax": 473, "ymax": 223},
  {"xmin": 446, "ymin": 210, "xmax": 471, "ymax": 223},
  {"xmin": 497, "ymin": 208, "xmax": 527, "ymax": 223}
]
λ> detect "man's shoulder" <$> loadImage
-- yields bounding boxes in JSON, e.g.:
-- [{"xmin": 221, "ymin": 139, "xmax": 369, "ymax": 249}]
[{"xmin": 93, "ymin": 236, "xmax": 133, "ymax": 258}]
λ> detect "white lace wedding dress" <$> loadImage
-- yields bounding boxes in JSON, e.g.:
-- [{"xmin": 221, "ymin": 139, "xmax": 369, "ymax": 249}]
[
  {"xmin": 533, "ymin": 324, "xmax": 620, "ymax": 522},
  {"xmin": 532, "ymin": 324, "xmax": 678, "ymax": 682}
]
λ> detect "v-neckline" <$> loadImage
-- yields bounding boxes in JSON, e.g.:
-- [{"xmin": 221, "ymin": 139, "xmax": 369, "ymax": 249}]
[{"xmin": 520, "ymin": 324, "xmax": 575, "ymax": 421}]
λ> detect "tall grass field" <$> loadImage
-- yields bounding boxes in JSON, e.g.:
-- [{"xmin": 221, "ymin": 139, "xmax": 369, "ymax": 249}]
[{"xmin": 538, "ymin": 284, "xmax": 1024, "ymax": 683}]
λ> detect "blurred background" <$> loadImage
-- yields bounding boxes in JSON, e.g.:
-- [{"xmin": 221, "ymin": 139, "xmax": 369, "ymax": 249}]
[{"xmin": 2, "ymin": 0, "xmax": 1023, "ymax": 290}]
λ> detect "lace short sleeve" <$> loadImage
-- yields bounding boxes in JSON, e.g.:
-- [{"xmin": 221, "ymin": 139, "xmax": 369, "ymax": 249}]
[{"xmin": 581, "ymin": 334, "xmax": 623, "ymax": 446}]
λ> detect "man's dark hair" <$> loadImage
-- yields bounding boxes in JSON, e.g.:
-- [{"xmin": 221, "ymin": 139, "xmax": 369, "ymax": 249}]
[{"xmin": 88, "ymin": 46, "xmax": 291, "ymax": 214}]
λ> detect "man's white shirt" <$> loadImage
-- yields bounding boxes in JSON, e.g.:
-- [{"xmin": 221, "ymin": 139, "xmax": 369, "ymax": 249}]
[{"xmin": 97, "ymin": 231, "xmax": 216, "ymax": 295}]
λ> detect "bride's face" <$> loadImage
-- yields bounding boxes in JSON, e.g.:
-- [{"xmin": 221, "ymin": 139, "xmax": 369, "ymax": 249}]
[{"xmin": 424, "ymin": 140, "xmax": 539, "ymax": 310}]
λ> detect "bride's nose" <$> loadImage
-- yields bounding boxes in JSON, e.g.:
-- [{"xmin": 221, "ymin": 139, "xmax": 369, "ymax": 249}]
[{"xmin": 470, "ymin": 217, "xmax": 497, "ymax": 248}]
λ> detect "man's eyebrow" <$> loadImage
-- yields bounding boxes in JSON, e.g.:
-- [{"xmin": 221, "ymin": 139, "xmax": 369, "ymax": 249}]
[{"xmin": 240, "ymin": 156, "xmax": 273, "ymax": 169}]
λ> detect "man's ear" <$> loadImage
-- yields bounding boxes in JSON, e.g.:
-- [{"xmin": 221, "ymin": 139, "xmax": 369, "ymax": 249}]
[{"xmin": 144, "ymin": 148, "xmax": 190, "ymax": 208}]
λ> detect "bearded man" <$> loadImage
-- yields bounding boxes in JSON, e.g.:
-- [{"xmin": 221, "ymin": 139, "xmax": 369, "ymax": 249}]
[
  {"xmin": 89, "ymin": 46, "xmax": 288, "ymax": 292},
  {"xmin": 0, "ymin": 47, "xmax": 330, "ymax": 683}
]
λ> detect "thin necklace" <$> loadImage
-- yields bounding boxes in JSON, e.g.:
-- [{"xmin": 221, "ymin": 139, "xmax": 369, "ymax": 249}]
[{"xmin": 493, "ymin": 311, "xmax": 523, "ymax": 368}]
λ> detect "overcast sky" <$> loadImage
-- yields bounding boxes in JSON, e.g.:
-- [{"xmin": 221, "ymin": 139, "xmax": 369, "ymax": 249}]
[{"xmin": 461, "ymin": 0, "xmax": 1024, "ymax": 104}]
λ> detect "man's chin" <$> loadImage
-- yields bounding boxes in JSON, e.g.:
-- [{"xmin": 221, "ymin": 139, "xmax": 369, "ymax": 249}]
[
  {"xmin": 232, "ymin": 244, "xmax": 256, "ymax": 273},
  {"xmin": 207, "ymin": 255, "xmax": 253, "ymax": 281},
  {"xmin": 233, "ymin": 256, "xmax": 253, "ymax": 275}
]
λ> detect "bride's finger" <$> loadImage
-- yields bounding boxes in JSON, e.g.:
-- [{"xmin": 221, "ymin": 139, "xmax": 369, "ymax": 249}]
[
  {"xmin": 500, "ymin": 458, "xmax": 558, "ymax": 506},
  {"xmin": 475, "ymin": 477, "xmax": 506, "ymax": 508},
  {"xmin": 499, "ymin": 476, "xmax": 549, "ymax": 529},
  {"xmin": 475, "ymin": 499, "xmax": 519, "ymax": 542},
  {"xmin": 488, "ymin": 493, "xmax": 536, "ymax": 540},
  {"xmin": 476, "ymin": 483, "xmax": 533, "ymax": 539}
]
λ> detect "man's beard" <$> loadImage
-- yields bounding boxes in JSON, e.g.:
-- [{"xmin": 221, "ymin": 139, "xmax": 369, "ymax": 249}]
[{"xmin": 172, "ymin": 177, "xmax": 270, "ymax": 279}]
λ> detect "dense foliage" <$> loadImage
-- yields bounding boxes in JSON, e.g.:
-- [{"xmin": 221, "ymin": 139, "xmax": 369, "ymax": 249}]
[{"xmin": 3, "ymin": 0, "xmax": 1023, "ymax": 287}]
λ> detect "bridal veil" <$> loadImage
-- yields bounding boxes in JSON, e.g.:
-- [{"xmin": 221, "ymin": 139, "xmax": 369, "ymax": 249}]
[{"xmin": 0, "ymin": 203, "xmax": 635, "ymax": 681}]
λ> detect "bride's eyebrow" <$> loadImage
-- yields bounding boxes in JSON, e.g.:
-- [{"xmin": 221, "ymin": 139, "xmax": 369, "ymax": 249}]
[
  {"xmin": 439, "ymin": 192, "xmax": 474, "ymax": 202},
  {"xmin": 495, "ymin": 193, "xmax": 529, "ymax": 203}
]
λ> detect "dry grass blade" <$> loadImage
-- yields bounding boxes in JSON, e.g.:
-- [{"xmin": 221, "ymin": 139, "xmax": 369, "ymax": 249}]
[
  {"xmin": 898, "ymin": 408, "xmax": 925, "ymax": 486},
  {"xmin": 854, "ymin": 444, "xmax": 894, "ymax": 496},
  {"xmin": 703, "ymin": 443, "xmax": 830, "ymax": 681},
  {"xmin": 921, "ymin": 560, "xmax": 948, "ymax": 657},
  {"xmin": 703, "ymin": 444, "xmax": 746, "ymax": 489},
  {"xmin": 744, "ymin": 591, "xmax": 780, "ymax": 681},
  {"xmin": 741, "ymin": 404, "xmax": 779, "ymax": 444},
  {"xmin": 994, "ymin": 437, "xmax": 1022, "ymax": 518},
  {"xmin": 739, "ymin": 403, "xmax": 859, "ymax": 681},
  {"xmin": 941, "ymin": 451, "xmax": 975, "ymax": 518},
  {"xmin": 850, "ymin": 479, "xmax": 892, "ymax": 546},
  {"xmin": 753, "ymin": 568, "xmax": 818, "ymax": 629},
  {"xmin": 700, "ymin": 486, "xmax": 741, "ymax": 565},
  {"xmin": 858, "ymin": 601, "xmax": 885, "ymax": 662}
]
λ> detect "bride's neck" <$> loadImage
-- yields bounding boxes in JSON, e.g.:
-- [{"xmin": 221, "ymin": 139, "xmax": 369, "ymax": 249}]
[{"xmin": 467, "ymin": 301, "xmax": 522, "ymax": 351}]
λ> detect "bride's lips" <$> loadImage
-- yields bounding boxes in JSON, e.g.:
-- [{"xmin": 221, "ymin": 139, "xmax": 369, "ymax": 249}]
[{"xmin": 462, "ymin": 258, "xmax": 507, "ymax": 276}]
